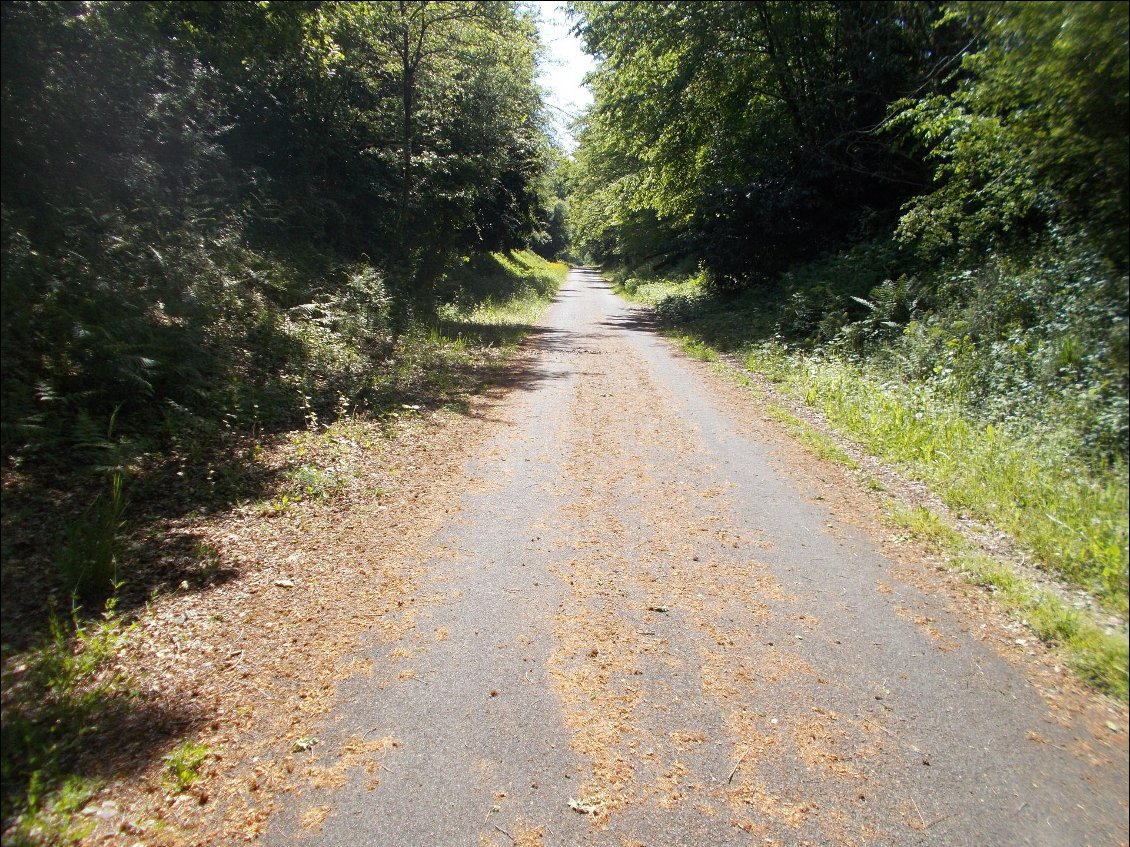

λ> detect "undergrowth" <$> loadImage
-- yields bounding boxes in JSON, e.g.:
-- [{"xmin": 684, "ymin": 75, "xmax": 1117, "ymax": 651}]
[
  {"xmin": 0, "ymin": 603, "xmax": 135, "ymax": 844},
  {"xmin": 0, "ymin": 249, "xmax": 568, "ymax": 843},
  {"xmin": 3, "ymin": 249, "xmax": 567, "ymax": 628},
  {"xmin": 746, "ymin": 346, "xmax": 1129, "ymax": 615},
  {"xmin": 438, "ymin": 250, "xmax": 569, "ymax": 347}
]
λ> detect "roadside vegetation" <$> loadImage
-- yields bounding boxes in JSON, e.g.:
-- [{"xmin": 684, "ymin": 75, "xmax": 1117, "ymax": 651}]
[
  {"xmin": 569, "ymin": 0, "xmax": 1128, "ymax": 696},
  {"xmin": 1, "ymin": 1, "xmax": 568, "ymax": 841},
  {"xmin": 0, "ymin": 250, "xmax": 566, "ymax": 845}
]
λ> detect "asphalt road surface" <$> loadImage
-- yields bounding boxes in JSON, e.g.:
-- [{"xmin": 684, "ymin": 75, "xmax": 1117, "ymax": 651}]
[{"xmin": 267, "ymin": 268, "xmax": 1128, "ymax": 846}]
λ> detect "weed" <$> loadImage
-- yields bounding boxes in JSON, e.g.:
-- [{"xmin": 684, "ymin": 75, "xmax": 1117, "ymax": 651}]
[
  {"xmin": 676, "ymin": 334, "xmax": 718, "ymax": 362},
  {"xmin": 163, "ymin": 739, "xmax": 210, "ymax": 791},
  {"xmin": 287, "ymin": 464, "xmax": 343, "ymax": 500},
  {"xmin": 762, "ymin": 407, "xmax": 858, "ymax": 469},
  {"xmin": 1, "ymin": 773, "xmax": 101, "ymax": 847},
  {"xmin": 195, "ymin": 542, "xmax": 222, "ymax": 582},
  {"xmin": 261, "ymin": 492, "xmax": 300, "ymax": 515},
  {"xmin": 1, "ymin": 601, "xmax": 134, "ymax": 837},
  {"xmin": 55, "ymin": 471, "xmax": 126, "ymax": 602},
  {"xmin": 885, "ymin": 503, "xmax": 965, "ymax": 550}
]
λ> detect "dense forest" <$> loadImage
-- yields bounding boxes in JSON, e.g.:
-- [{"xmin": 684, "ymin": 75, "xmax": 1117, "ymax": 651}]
[
  {"xmin": 568, "ymin": 0, "xmax": 1128, "ymax": 462},
  {"xmin": 1, "ymin": 0, "xmax": 567, "ymax": 473}
]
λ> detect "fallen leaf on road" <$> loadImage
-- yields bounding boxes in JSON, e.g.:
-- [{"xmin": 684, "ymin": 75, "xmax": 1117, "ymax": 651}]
[
  {"xmin": 568, "ymin": 796, "xmax": 606, "ymax": 815},
  {"xmin": 292, "ymin": 736, "xmax": 319, "ymax": 752}
]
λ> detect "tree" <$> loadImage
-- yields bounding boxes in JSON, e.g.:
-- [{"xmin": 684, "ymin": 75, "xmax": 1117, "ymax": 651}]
[
  {"xmin": 894, "ymin": 1, "xmax": 1129, "ymax": 265},
  {"xmin": 1, "ymin": 0, "xmax": 555, "ymax": 457},
  {"xmin": 568, "ymin": 1, "xmax": 962, "ymax": 283}
]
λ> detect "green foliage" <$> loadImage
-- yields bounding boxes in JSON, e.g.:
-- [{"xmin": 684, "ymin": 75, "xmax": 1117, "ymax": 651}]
[
  {"xmin": 1, "ymin": 0, "xmax": 561, "ymax": 470},
  {"xmin": 742, "ymin": 345, "xmax": 1129, "ymax": 615},
  {"xmin": 438, "ymin": 250, "xmax": 569, "ymax": 347},
  {"xmin": 55, "ymin": 471, "xmax": 126, "ymax": 603},
  {"xmin": 0, "ymin": 774, "xmax": 101, "ymax": 847},
  {"xmin": 894, "ymin": 2, "xmax": 1128, "ymax": 264},
  {"xmin": 572, "ymin": 0, "xmax": 1127, "ymax": 466},
  {"xmin": 624, "ymin": 227, "xmax": 1127, "ymax": 466},
  {"xmin": 163, "ymin": 740, "xmax": 210, "ymax": 792},
  {"xmin": 286, "ymin": 464, "xmax": 345, "ymax": 501},
  {"xmin": 529, "ymin": 148, "xmax": 574, "ymax": 261},
  {"xmin": 1, "ymin": 602, "xmax": 134, "ymax": 836},
  {"xmin": 440, "ymin": 250, "xmax": 566, "ymax": 310},
  {"xmin": 568, "ymin": 1, "xmax": 955, "ymax": 274},
  {"xmin": 766, "ymin": 236, "xmax": 1127, "ymax": 461}
]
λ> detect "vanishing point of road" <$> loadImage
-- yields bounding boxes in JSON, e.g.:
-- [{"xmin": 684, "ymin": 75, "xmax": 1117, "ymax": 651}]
[{"xmin": 267, "ymin": 268, "xmax": 1128, "ymax": 846}]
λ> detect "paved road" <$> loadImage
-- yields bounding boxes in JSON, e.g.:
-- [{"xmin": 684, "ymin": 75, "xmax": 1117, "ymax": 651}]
[{"xmin": 268, "ymin": 268, "xmax": 1128, "ymax": 846}]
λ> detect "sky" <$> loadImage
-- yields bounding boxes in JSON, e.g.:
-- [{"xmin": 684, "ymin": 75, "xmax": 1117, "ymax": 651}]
[{"xmin": 530, "ymin": 2, "xmax": 596, "ymax": 153}]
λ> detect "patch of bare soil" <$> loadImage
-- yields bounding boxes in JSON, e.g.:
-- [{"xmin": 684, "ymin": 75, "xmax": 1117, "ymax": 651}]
[{"xmin": 46, "ymin": 353, "xmax": 546, "ymax": 846}]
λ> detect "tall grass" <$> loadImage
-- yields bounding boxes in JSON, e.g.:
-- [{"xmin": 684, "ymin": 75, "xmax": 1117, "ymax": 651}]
[
  {"xmin": 1, "ymin": 603, "xmax": 134, "ymax": 843},
  {"xmin": 437, "ymin": 250, "xmax": 568, "ymax": 347},
  {"xmin": 746, "ymin": 345, "xmax": 1128, "ymax": 616},
  {"xmin": 55, "ymin": 471, "xmax": 125, "ymax": 602}
]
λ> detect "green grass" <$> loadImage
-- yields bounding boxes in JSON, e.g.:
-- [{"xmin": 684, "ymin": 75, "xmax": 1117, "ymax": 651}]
[
  {"xmin": 744, "ymin": 344, "xmax": 1128, "ymax": 617},
  {"xmin": 762, "ymin": 406, "xmax": 859, "ymax": 469},
  {"xmin": 1, "ymin": 603, "xmax": 135, "ymax": 843},
  {"xmin": 446, "ymin": 288, "xmax": 556, "ymax": 342},
  {"xmin": 952, "ymin": 554, "xmax": 1128, "ymax": 698},
  {"xmin": 674, "ymin": 332, "xmax": 719, "ymax": 362},
  {"xmin": 163, "ymin": 739, "xmax": 210, "ymax": 791},
  {"xmin": 54, "ymin": 471, "xmax": 125, "ymax": 603},
  {"xmin": 438, "ymin": 250, "xmax": 568, "ymax": 348},
  {"xmin": 885, "ymin": 503, "xmax": 966, "ymax": 549}
]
